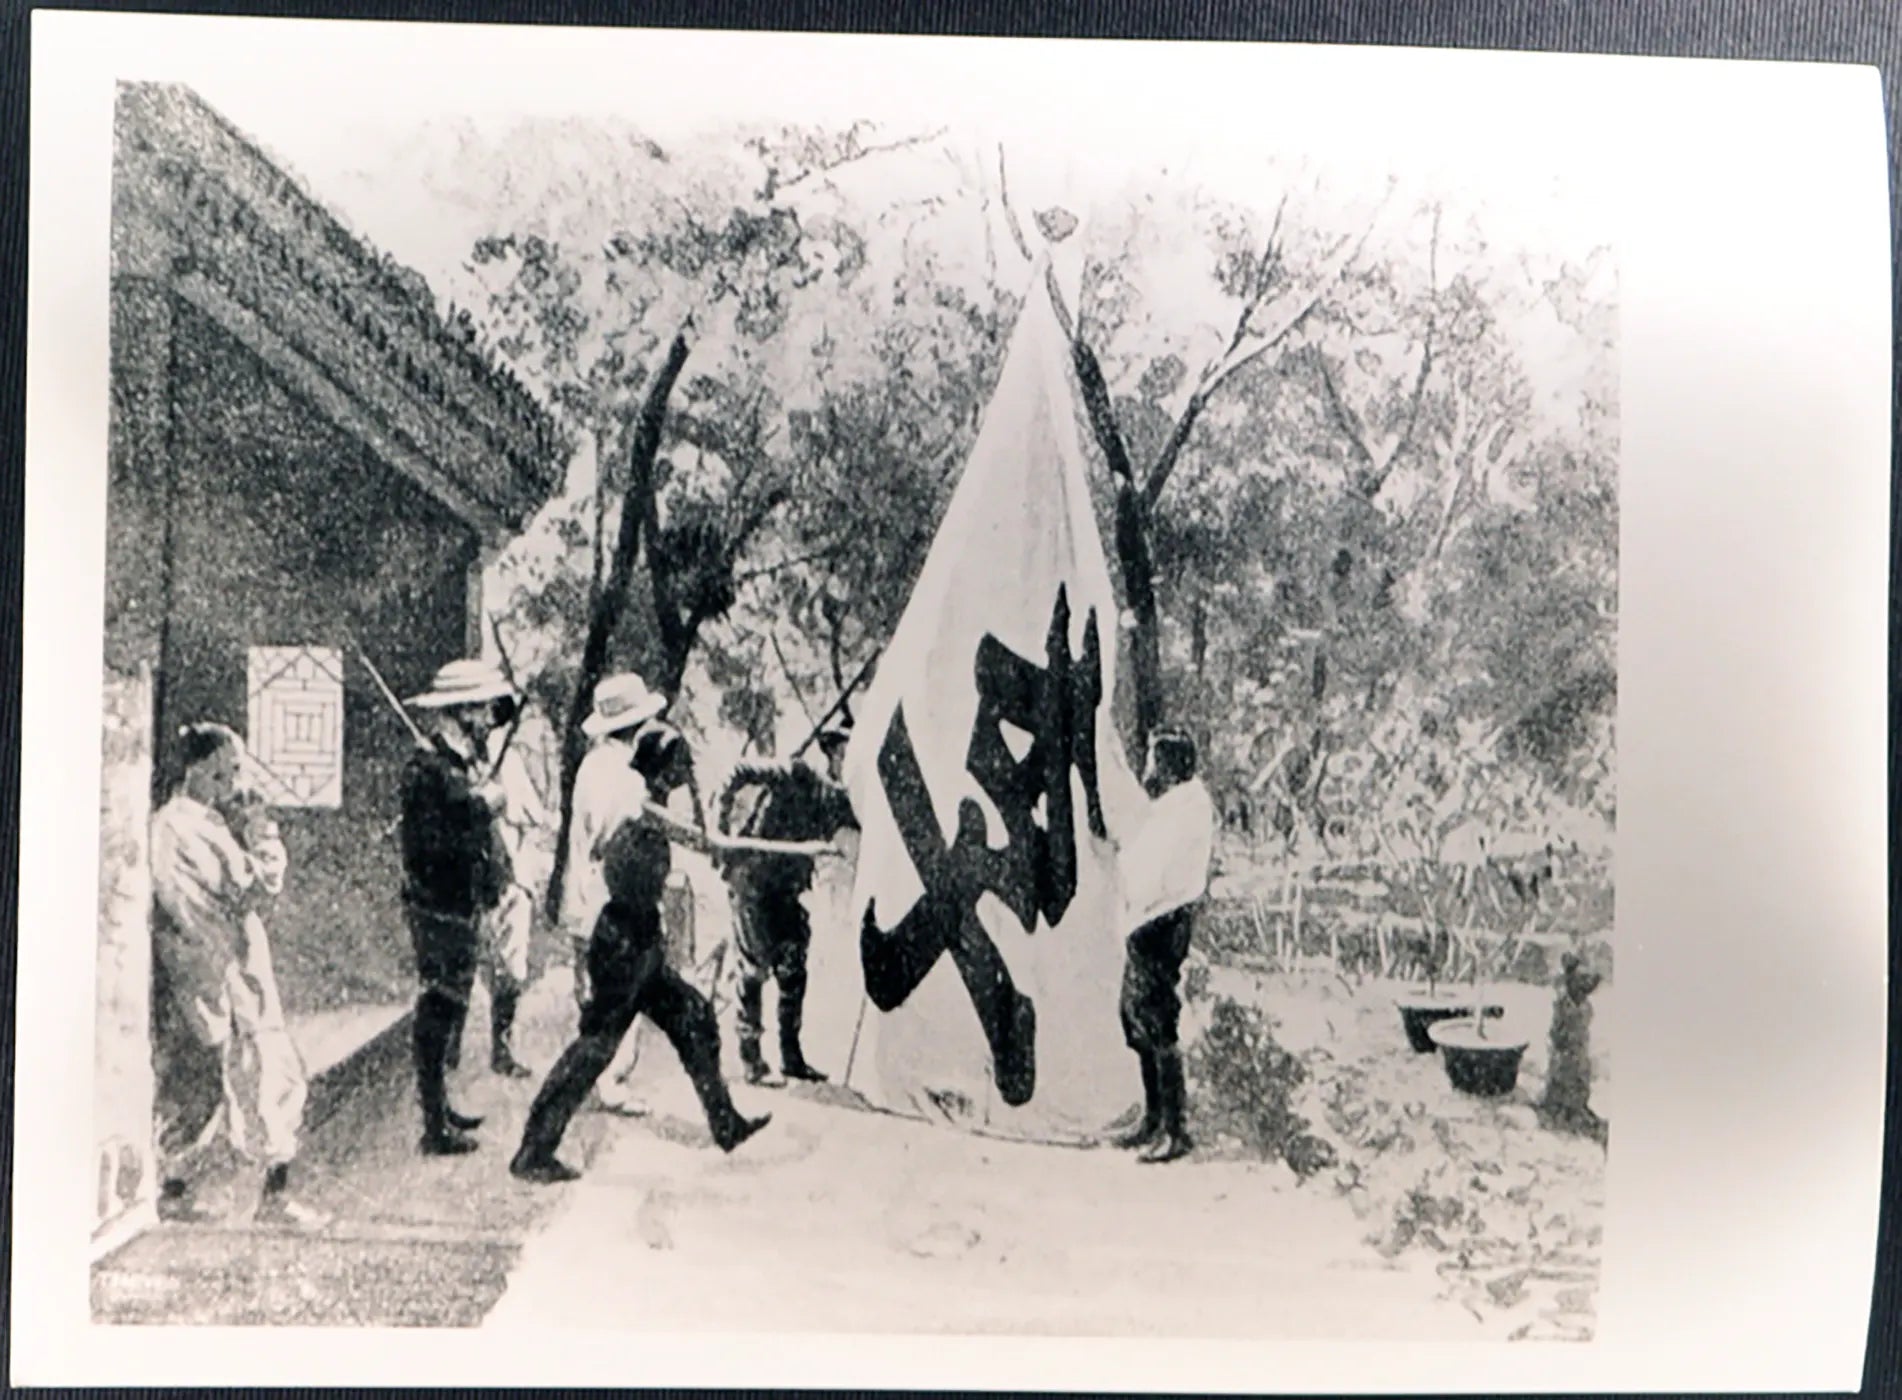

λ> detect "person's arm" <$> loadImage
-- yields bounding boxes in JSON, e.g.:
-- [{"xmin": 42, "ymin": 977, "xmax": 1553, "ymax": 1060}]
[
  {"xmin": 641, "ymin": 800, "xmax": 832, "ymax": 860},
  {"xmin": 642, "ymin": 800, "xmax": 717, "ymax": 855}
]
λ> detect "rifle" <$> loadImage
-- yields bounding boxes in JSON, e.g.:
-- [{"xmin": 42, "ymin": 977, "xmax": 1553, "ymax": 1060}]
[
  {"xmin": 347, "ymin": 632, "xmax": 430, "ymax": 751},
  {"xmin": 791, "ymin": 646, "xmax": 882, "ymax": 759},
  {"xmin": 487, "ymin": 612, "xmax": 528, "ymax": 778}
]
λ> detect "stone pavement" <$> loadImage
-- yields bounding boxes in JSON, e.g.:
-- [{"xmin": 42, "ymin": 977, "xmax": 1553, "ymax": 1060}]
[{"xmin": 91, "ymin": 970, "xmax": 604, "ymax": 1326}]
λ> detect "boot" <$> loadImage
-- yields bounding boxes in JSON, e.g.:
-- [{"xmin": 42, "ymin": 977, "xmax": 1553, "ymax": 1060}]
[
  {"xmin": 742, "ymin": 1042, "xmax": 782, "ymax": 1087},
  {"xmin": 253, "ymin": 1162, "xmax": 329, "ymax": 1230},
  {"xmin": 1113, "ymin": 1052, "xmax": 1162, "ymax": 1149},
  {"xmin": 712, "ymin": 1109, "xmax": 773, "ymax": 1153},
  {"xmin": 738, "ymin": 977, "xmax": 781, "ymax": 1085},
  {"xmin": 490, "ymin": 987, "xmax": 532, "ymax": 1079},
  {"xmin": 509, "ymin": 1146, "xmax": 581, "ymax": 1184},
  {"xmin": 1139, "ymin": 1049, "xmax": 1193, "ymax": 1164},
  {"xmin": 777, "ymin": 972, "xmax": 825, "ymax": 1082},
  {"xmin": 670, "ymin": 987, "xmax": 774, "ymax": 1151},
  {"xmin": 416, "ymin": 991, "xmax": 482, "ymax": 1152}
]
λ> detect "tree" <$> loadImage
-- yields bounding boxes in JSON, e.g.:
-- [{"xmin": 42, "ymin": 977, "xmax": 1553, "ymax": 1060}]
[
  {"xmin": 459, "ymin": 118, "xmax": 957, "ymax": 918},
  {"xmin": 995, "ymin": 153, "xmax": 1388, "ymax": 756}
]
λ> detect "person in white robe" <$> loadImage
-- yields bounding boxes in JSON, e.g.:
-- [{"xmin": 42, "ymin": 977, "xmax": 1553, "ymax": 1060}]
[{"xmin": 149, "ymin": 723, "xmax": 324, "ymax": 1227}]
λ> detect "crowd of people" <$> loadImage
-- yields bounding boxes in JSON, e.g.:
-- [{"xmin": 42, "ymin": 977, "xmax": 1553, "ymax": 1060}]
[{"xmin": 144, "ymin": 648, "xmax": 1216, "ymax": 1227}]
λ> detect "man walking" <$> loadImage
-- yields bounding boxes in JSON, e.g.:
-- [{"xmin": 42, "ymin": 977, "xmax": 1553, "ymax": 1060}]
[
  {"xmin": 398, "ymin": 658, "xmax": 517, "ymax": 1155},
  {"xmin": 1112, "ymin": 729, "xmax": 1216, "ymax": 1165},
  {"xmin": 562, "ymin": 673, "xmax": 669, "ymax": 1111},
  {"xmin": 513, "ymin": 724, "xmax": 830, "ymax": 1183},
  {"xmin": 717, "ymin": 718, "xmax": 858, "ymax": 1085}
]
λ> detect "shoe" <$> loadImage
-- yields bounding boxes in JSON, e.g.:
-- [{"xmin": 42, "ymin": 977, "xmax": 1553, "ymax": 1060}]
[
  {"xmin": 491, "ymin": 1051, "xmax": 533, "ymax": 1080},
  {"xmin": 781, "ymin": 1060, "xmax": 828, "ymax": 1083},
  {"xmin": 254, "ymin": 1194, "xmax": 330, "ymax": 1231},
  {"xmin": 1113, "ymin": 1118, "xmax": 1161, "ymax": 1150},
  {"xmin": 509, "ymin": 1150, "xmax": 581, "ymax": 1184},
  {"xmin": 713, "ymin": 1111, "xmax": 772, "ymax": 1153},
  {"xmin": 744, "ymin": 1062, "xmax": 785, "ymax": 1087},
  {"xmin": 445, "ymin": 1106, "xmax": 485, "ymax": 1131},
  {"xmin": 1138, "ymin": 1131, "xmax": 1194, "ymax": 1165},
  {"xmin": 419, "ymin": 1127, "xmax": 480, "ymax": 1156},
  {"xmin": 156, "ymin": 1184, "xmax": 224, "ymax": 1224}
]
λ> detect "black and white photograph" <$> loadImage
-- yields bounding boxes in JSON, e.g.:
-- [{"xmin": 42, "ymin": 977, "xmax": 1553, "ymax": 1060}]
[{"xmin": 16, "ymin": 13, "xmax": 1890, "ymax": 1392}]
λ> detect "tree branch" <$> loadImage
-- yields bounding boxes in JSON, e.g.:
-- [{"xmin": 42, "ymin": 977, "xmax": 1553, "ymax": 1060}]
[
  {"xmin": 731, "ymin": 485, "xmax": 793, "ymax": 556},
  {"xmin": 766, "ymin": 626, "xmax": 819, "ymax": 730},
  {"xmin": 1142, "ymin": 215, "xmax": 1382, "ymax": 510},
  {"xmin": 1069, "ymin": 337, "xmax": 1137, "ymax": 484},
  {"xmin": 780, "ymin": 126, "xmax": 950, "ymax": 192},
  {"xmin": 736, "ymin": 539, "xmax": 847, "ymax": 585}
]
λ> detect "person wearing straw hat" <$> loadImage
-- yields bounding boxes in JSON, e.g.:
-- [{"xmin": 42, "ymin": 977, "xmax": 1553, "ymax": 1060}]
[
  {"xmin": 512, "ymin": 722, "xmax": 834, "ymax": 1183},
  {"xmin": 562, "ymin": 672, "xmax": 671, "ymax": 1112},
  {"xmin": 399, "ymin": 657, "xmax": 519, "ymax": 1156},
  {"xmin": 716, "ymin": 713, "xmax": 858, "ymax": 1086}
]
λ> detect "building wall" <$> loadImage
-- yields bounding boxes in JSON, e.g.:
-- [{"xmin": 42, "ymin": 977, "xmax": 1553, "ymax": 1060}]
[
  {"xmin": 95, "ymin": 661, "xmax": 156, "ymax": 1247},
  {"xmin": 153, "ymin": 297, "xmax": 480, "ymax": 1014},
  {"xmin": 98, "ymin": 84, "xmax": 561, "ymax": 1241}
]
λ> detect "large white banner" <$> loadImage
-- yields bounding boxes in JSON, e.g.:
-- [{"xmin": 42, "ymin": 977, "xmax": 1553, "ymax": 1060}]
[{"xmin": 841, "ymin": 271, "xmax": 1150, "ymax": 1143}]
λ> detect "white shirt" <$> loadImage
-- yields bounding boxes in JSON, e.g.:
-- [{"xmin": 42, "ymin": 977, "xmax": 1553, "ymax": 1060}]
[
  {"xmin": 150, "ymin": 792, "xmax": 255, "ymax": 1041},
  {"xmin": 1118, "ymin": 777, "xmax": 1216, "ymax": 931},
  {"xmin": 562, "ymin": 736, "xmax": 649, "ymax": 934},
  {"xmin": 484, "ymin": 733, "xmax": 551, "ymax": 868}
]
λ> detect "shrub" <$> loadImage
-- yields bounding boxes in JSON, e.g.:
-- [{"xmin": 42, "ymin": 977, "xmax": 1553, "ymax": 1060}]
[{"xmin": 1184, "ymin": 996, "xmax": 1336, "ymax": 1176}]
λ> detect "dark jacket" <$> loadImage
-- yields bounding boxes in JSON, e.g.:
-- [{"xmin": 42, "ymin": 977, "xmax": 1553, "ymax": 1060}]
[
  {"xmin": 399, "ymin": 739, "xmax": 511, "ymax": 917},
  {"xmin": 719, "ymin": 761, "xmax": 856, "ymax": 894}
]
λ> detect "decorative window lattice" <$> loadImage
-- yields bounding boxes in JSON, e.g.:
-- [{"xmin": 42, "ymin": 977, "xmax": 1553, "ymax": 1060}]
[{"xmin": 246, "ymin": 645, "xmax": 344, "ymax": 808}]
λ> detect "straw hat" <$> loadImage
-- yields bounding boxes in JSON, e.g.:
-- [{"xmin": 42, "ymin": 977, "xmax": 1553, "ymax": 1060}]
[
  {"xmin": 581, "ymin": 672, "xmax": 668, "ymax": 740},
  {"xmin": 405, "ymin": 658, "xmax": 518, "ymax": 710}
]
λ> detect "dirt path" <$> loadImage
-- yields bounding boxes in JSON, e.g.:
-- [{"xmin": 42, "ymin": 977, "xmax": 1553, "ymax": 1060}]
[{"xmin": 484, "ymin": 1028, "xmax": 1497, "ymax": 1340}]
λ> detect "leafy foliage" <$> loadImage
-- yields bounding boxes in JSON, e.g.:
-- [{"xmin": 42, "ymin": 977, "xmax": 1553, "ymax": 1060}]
[
  {"xmin": 443, "ymin": 122, "xmax": 1613, "ymax": 860},
  {"xmin": 1185, "ymin": 997, "xmax": 1337, "ymax": 1175}
]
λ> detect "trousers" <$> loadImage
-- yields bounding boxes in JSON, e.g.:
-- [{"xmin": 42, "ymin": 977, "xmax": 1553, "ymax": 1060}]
[
  {"xmin": 406, "ymin": 904, "xmax": 481, "ymax": 1133},
  {"xmin": 1119, "ymin": 906, "xmax": 1196, "ymax": 1051},
  {"xmin": 732, "ymin": 882, "xmax": 812, "ymax": 1069},
  {"xmin": 519, "ymin": 900, "xmax": 744, "ymax": 1159}
]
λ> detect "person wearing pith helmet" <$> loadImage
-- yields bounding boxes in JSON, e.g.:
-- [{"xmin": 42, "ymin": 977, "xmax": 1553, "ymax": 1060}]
[
  {"xmin": 563, "ymin": 672, "xmax": 670, "ymax": 1113},
  {"xmin": 398, "ymin": 658, "xmax": 519, "ymax": 1156}
]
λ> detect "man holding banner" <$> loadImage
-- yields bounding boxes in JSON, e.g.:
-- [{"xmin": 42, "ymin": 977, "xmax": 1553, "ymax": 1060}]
[{"xmin": 1112, "ymin": 729, "xmax": 1216, "ymax": 1164}]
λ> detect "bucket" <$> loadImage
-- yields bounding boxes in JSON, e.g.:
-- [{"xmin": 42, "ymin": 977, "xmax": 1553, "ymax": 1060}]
[
  {"xmin": 1397, "ymin": 990, "xmax": 1503, "ymax": 1053},
  {"xmin": 1428, "ymin": 1017, "xmax": 1528, "ymax": 1097}
]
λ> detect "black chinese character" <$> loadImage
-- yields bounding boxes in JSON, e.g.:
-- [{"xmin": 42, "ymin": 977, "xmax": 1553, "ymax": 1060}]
[{"xmin": 860, "ymin": 586, "xmax": 1108, "ymax": 1106}]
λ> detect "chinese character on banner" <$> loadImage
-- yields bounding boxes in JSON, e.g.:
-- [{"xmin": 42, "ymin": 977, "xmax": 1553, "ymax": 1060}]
[{"xmin": 860, "ymin": 585, "xmax": 1107, "ymax": 1106}]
